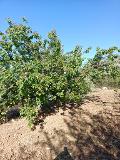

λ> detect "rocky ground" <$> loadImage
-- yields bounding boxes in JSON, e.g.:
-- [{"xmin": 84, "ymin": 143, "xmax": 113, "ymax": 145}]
[{"xmin": 0, "ymin": 88, "xmax": 120, "ymax": 160}]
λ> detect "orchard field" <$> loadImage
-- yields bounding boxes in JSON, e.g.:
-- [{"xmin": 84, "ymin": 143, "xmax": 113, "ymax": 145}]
[{"xmin": 0, "ymin": 19, "xmax": 120, "ymax": 160}]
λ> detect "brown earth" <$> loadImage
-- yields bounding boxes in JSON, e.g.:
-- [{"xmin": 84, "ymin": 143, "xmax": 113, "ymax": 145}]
[{"xmin": 0, "ymin": 88, "xmax": 120, "ymax": 160}]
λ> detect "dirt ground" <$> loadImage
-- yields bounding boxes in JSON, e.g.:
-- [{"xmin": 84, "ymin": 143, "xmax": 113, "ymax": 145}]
[{"xmin": 0, "ymin": 88, "xmax": 120, "ymax": 160}]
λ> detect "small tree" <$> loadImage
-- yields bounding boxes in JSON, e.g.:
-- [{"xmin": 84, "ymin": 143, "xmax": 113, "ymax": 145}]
[
  {"xmin": 88, "ymin": 47, "xmax": 120, "ymax": 87},
  {"xmin": 0, "ymin": 19, "xmax": 90, "ymax": 127}
]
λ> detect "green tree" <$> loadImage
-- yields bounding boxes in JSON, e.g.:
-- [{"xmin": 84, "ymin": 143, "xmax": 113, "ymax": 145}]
[
  {"xmin": 88, "ymin": 47, "xmax": 120, "ymax": 87},
  {"xmin": 0, "ymin": 19, "xmax": 90, "ymax": 127}
]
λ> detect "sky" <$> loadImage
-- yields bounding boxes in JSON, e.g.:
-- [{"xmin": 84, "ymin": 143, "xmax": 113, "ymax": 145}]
[{"xmin": 0, "ymin": 0, "xmax": 120, "ymax": 58}]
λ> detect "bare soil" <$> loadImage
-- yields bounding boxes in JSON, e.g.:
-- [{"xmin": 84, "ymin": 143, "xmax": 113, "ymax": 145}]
[{"xmin": 0, "ymin": 88, "xmax": 120, "ymax": 160}]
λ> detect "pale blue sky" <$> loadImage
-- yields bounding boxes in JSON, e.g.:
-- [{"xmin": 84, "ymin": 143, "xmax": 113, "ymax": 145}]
[{"xmin": 0, "ymin": 0, "xmax": 120, "ymax": 57}]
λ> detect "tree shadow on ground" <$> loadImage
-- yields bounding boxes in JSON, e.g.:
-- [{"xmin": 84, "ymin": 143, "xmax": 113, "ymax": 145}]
[
  {"xmin": 54, "ymin": 147, "xmax": 74, "ymax": 160},
  {"xmin": 41, "ymin": 93, "xmax": 120, "ymax": 160},
  {"xmin": 5, "ymin": 90, "xmax": 120, "ymax": 160}
]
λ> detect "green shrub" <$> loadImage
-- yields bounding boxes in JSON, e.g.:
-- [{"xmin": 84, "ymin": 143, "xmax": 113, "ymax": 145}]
[
  {"xmin": 1, "ymin": 19, "xmax": 119, "ymax": 127},
  {"xmin": 0, "ymin": 19, "xmax": 90, "ymax": 127},
  {"xmin": 87, "ymin": 47, "xmax": 120, "ymax": 88}
]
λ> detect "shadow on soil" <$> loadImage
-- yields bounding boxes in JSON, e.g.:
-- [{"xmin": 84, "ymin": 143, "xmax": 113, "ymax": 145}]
[
  {"xmin": 42, "ymin": 94, "xmax": 120, "ymax": 160},
  {"xmin": 5, "ymin": 91, "xmax": 120, "ymax": 160}
]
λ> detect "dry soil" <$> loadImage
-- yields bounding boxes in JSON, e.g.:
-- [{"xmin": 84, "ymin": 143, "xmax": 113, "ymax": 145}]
[{"xmin": 0, "ymin": 88, "xmax": 120, "ymax": 160}]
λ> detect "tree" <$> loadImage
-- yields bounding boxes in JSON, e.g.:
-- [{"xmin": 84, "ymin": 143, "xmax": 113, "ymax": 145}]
[{"xmin": 0, "ymin": 19, "xmax": 90, "ymax": 127}]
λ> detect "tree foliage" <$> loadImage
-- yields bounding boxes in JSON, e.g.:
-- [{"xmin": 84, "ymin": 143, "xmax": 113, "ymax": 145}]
[
  {"xmin": 0, "ymin": 19, "xmax": 90, "ymax": 127},
  {"xmin": 0, "ymin": 19, "xmax": 119, "ymax": 127},
  {"xmin": 88, "ymin": 47, "xmax": 120, "ymax": 87}
]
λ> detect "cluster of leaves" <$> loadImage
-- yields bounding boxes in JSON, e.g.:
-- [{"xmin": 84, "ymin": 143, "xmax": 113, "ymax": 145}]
[
  {"xmin": 0, "ymin": 19, "xmax": 90, "ymax": 127},
  {"xmin": 87, "ymin": 47, "xmax": 120, "ymax": 87}
]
